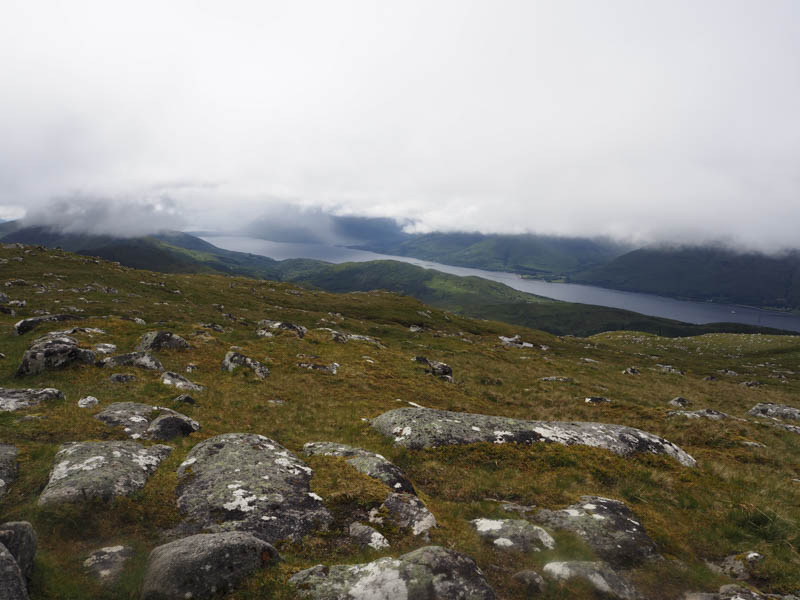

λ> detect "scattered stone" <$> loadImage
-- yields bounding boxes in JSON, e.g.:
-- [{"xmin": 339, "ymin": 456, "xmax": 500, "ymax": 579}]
[
  {"xmin": 185, "ymin": 363, "xmax": 198, "ymax": 373},
  {"xmin": 348, "ymin": 522, "xmax": 390, "ymax": 550},
  {"xmin": 290, "ymin": 546, "xmax": 496, "ymax": 600},
  {"xmin": 297, "ymin": 362, "xmax": 339, "ymax": 375},
  {"xmin": 0, "ymin": 387, "xmax": 64, "ymax": 412},
  {"xmin": 0, "ymin": 445, "xmax": 18, "ymax": 497},
  {"xmin": 375, "ymin": 493, "xmax": 436, "ymax": 536},
  {"xmin": 622, "ymin": 367, "xmax": 640, "ymax": 375},
  {"xmin": 585, "ymin": 396, "xmax": 611, "ymax": 404},
  {"xmin": 222, "ymin": 351, "xmax": 269, "ymax": 379},
  {"xmin": 199, "ymin": 322, "xmax": 225, "ymax": 332},
  {"xmin": 740, "ymin": 381, "xmax": 762, "ymax": 388},
  {"xmin": 512, "ymin": 569, "xmax": 545, "ymax": 594},
  {"xmin": 161, "ymin": 371, "xmax": 205, "ymax": 392},
  {"xmin": 109, "ymin": 373, "xmax": 137, "ymax": 383},
  {"xmin": 256, "ymin": 319, "xmax": 307, "ymax": 338},
  {"xmin": 324, "ymin": 329, "xmax": 383, "ymax": 347},
  {"xmin": 656, "ymin": 364, "xmax": 685, "ymax": 375},
  {"xmin": 99, "ymin": 352, "xmax": 163, "ymax": 371},
  {"xmin": 38, "ymin": 441, "xmax": 171, "ymax": 506},
  {"xmin": 748, "ymin": 402, "xmax": 800, "ymax": 421},
  {"xmin": 668, "ymin": 408, "xmax": 733, "ymax": 420},
  {"xmin": 83, "ymin": 545, "xmax": 134, "ymax": 583},
  {"xmin": 470, "ymin": 518, "xmax": 554, "ymax": 552},
  {"xmin": 14, "ymin": 314, "xmax": 81, "ymax": 335},
  {"xmin": 534, "ymin": 496, "xmax": 658, "ymax": 568},
  {"xmin": 0, "ymin": 522, "xmax": 37, "ymax": 581},
  {"xmin": 15, "ymin": 333, "xmax": 96, "ymax": 377},
  {"xmin": 543, "ymin": 561, "xmax": 638, "ymax": 600},
  {"xmin": 140, "ymin": 532, "xmax": 279, "ymax": 600},
  {"xmin": 95, "ymin": 402, "xmax": 199, "ymax": 440},
  {"xmin": 93, "ymin": 343, "xmax": 117, "ymax": 355},
  {"xmin": 176, "ymin": 433, "xmax": 331, "ymax": 543},
  {"xmin": 0, "ymin": 542, "xmax": 28, "ymax": 600},
  {"xmin": 540, "ymin": 376, "xmax": 572, "ymax": 382},
  {"xmin": 414, "ymin": 356, "xmax": 453, "ymax": 382},
  {"xmin": 372, "ymin": 407, "xmax": 696, "ymax": 467},
  {"xmin": 669, "ymin": 396, "xmax": 690, "ymax": 407},
  {"xmin": 303, "ymin": 442, "xmax": 415, "ymax": 494},
  {"xmin": 499, "ymin": 334, "xmax": 534, "ymax": 348},
  {"xmin": 77, "ymin": 396, "xmax": 99, "ymax": 408},
  {"xmin": 135, "ymin": 331, "xmax": 190, "ymax": 352},
  {"xmin": 409, "ymin": 325, "xmax": 423, "ymax": 333},
  {"xmin": 718, "ymin": 369, "xmax": 739, "ymax": 377}
]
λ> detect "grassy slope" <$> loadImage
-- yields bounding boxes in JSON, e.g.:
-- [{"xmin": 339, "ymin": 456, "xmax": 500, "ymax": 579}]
[{"xmin": 2, "ymin": 245, "xmax": 800, "ymax": 599}]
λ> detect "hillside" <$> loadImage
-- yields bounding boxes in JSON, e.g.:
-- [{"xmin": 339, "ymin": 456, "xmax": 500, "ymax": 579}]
[{"xmin": 1, "ymin": 243, "xmax": 800, "ymax": 599}]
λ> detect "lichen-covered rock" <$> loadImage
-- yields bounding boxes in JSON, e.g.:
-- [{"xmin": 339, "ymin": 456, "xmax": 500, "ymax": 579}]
[
  {"xmin": 0, "ymin": 387, "xmax": 64, "ymax": 412},
  {"xmin": 256, "ymin": 319, "xmax": 307, "ymax": 338},
  {"xmin": 0, "ymin": 522, "xmax": 37, "ymax": 580},
  {"xmin": 414, "ymin": 356, "xmax": 454, "ymax": 382},
  {"xmin": 176, "ymin": 433, "xmax": 331, "ymax": 543},
  {"xmin": 372, "ymin": 407, "xmax": 696, "ymax": 467},
  {"xmin": 135, "ymin": 331, "xmax": 190, "ymax": 352},
  {"xmin": 470, "ymin": 518, "xmax": 554, "ymax": 552},
  {"xmin": 93, "ymin": 343, "xmax": 117, "ymax": 355},
  {"xmin": 221, "ymin": 351, "xmax": 269, "ymax": 379},
  {"xmin": 303, "ymin": 442, "xmax": 415, "ymax": 494},
  {"xmin": 290, "ymin": 546, "xmax": 496, "ymax": 600},
  {"xmin": 297, "ymin": 362, "xmax": 339, "ymax": 375},
  {"xmin": 0, "ymin": 542, "xmax": 28, "ymax": 600},
  {"xmin": 83, "ymin": 545, "xmax": 133, "ymax": 583},
  {"xmin": 140, "ymin": 532, "xmax": 279, "ymax": 600},
  {"xmin": 0, "ymin": 444, "xmax": 18, "ymax": 497},
  {"xmin": 534, "ymin": 496, "xmax": 658, "ymax": 568},
  {"xmin": 717, "ymin": 551, "xmax": 764, "ymax": 581},
  {"xmin": 668, "ymin": 408, "xmax": 733, "ymax": 420},
  {"xmin": 14, "ymin": 313, "xmax": 81, "ymax": 335},
  {"xmin": 748, "ymin": 402, "xmax": 800, "ymax": 421},
  {"xmin": 543, "ymin": 561, "xmax": 639, "ymax": 600},
  {"xmin": 95, "ymin": 402, "xmax": 200, "ymax": 440},
  {"xmin": 38, "ymin": 441, "xmax": 171, "ymax": 506},
  {"xmin": 323, "ymin": 329, "xmax": 383, "ymax": 347},
  {"xmin": 348, "ymin": 522, "xmax": 389, "ymax": 550},
  {"xmin": 15, "ymin": 334, "xmax": 96, "ymax": 377},
  {"xmin": 77, "ymin": 396, "xmax": 99, "ymax": 408},
  {"xmin": 161, "ymin": 371, "xmax": 204, "ymax": 392},
  {"xmin": 100, "ymin": 352, "xmax": 163, "ymax": 371},
  {"xmin": 376, "ymin": 493, "xmax": 436, "ymax": 536}
]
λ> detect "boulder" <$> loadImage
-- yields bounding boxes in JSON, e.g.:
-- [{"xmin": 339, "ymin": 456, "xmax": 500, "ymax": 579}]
[
  {"xmin": 470, "ymin": 518, "xmax": 554, "ymax": 552},
  {"xmin": 748, "ymin": 402, "xmax": 800, "ymax": 421},
  {"xmin": 0, "ymin": 387, "xmax": 64, "ymax": 412},
  {"xmin": 221, "ymin": 351, "xmax": 269, "ymax": 379},
  {"xmin": 534, "ymin": 496, "xmax": 658, "ymax": 568},
  {"xmin": 374, "ymin": 493, "xmax": 436, "ymax": 536},
  {"xmin": 38, "ymin": 441, "xmax": 171, "ymax": 506},
  {"xmin": 669, "ymin": 397, "xmax": 690, "ymax": 407},
  {"xmin": 14, "ymin": 314, "xmax": 80, "ymax": 335},
  {"xmin": 0, "ymin": 444, "xmax": 18, "ymax": 497},
  {"xmin": 135, "ymin": 331, "xmax": 190, "ymax": 352},
  {"xmin": 15, "ymin": 334, "xmax": 96, "ymax": 377},
  {"xmin": 348, "ymin": 522, "xmax": 389, "ymax": 550},
  {"xmin": 256, "ymin": 319, "xmax": 307, "ymax": 338},
  {"xmin": 512, "ymin": 570, "xmax": 545, "ymax": 594},
  {"xmin": 0, "ymin": 522, "xmax": 37, "ymax": 580},
  {"xmin": 543, "ymin": 561, "xmax": 638, "ymax": 600},
  {"xmin": 140, "ymin": 532, "xmax": 279, "ymax": 600},
  {"xmin": 325, "ymin": 330, "xmax": 383, "ymax": 347},
  {"xmin": 499, "ymin": 334, "xmax": 534, "ymax": 348},
  {"xmin": 297, "ymin": 362, "xmax": 339, "ymax": 375},
  {"xmin": 290, "ymin": 546, "xmax": 496, "ymax": 600},
  {"xmin": 0, "ymin": 542, "xmax": 28, "ymax": 600},
  {"xmin": 668, "ymin": 409, "xmax": 733, "ymax": 420},
  {"xmin": 718, "ymin": 551, "xmax": 764, "ymax": 581},
  {"xmin": 372, "ymin": 407, "xmax": 696, "ymax": 467},
  {"xmin": 414, "ymin": 356, "xmax": 453, "ymax": 382},
  {"xmin": 176, "ymin": 433, "xmax": 331, "ymax": 543},
  {"xmin": 83, "ymin": 545, "xmax": 133, "ymax": 583},
  {"xmin": 77, "ymin": 396, "xmax": 99, "ymax": 408},
  {"xmin": 303, "ymin": 442, "xmax": 415, "ymax": 494},
  {"xmin": 100, "ymin": 352, "xmax": 163, "ymax": 371},
  {"xmin": 161, "ymin": 371, "xmax": 204, "ymax": 392},
  {"xmin": 109, "ymin": 373, "xmax": 137, "ymax": 383},
  {"xmin": 95, "ymin": 402, "xmax": 200, "ymax": 440}
]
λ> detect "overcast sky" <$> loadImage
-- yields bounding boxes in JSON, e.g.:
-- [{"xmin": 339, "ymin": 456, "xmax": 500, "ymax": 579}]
[{"xmin": 1, "ymin": 1, "xmax": 799, "ymax": 249}]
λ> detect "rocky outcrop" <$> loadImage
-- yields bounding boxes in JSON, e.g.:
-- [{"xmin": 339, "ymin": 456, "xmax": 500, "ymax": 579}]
[
  {"xmin": 83, "ymin": 545, "xmax": 133, "ymax": 583},
  {"xmin": 256, "ymin": 319, "xmax": 307, "ymax": 338},
  {"xmin": 221, "ymin": 351, "xmax": 269, "ymax": 379},
  {"xmin": 303, "ymin": 442, "xmax": 415, "ymax": 494},
  {"xmin": 176, "ymin": 433, "xmax": 331, "ymax": 543},
  {"xmin": 290, "ymin": 546, "xmax": 496, "ymax": 600},
  {"xmin": 14, "ymin": 314, "xmax": 81, "ymax": 335},
  {"xmin": 372, "ymin": 407, "xmax": 696, "ymax": 467},
  {"xmin": 140, "ymin": 532, "xmax": 279, "ymax": 600},
  {"xmin": 470, "ymin": 518, "xmax": 554, "ymax": 552},
  {"xmin": 38, "ymin": 441, "xmax": 171, "ymax": 506},
  {"xmin": 0, "ymin": 522, "xmax": 37, "ymax": 581},
  {"xmin": 15, "ymin": 334, "xmax": 96, "ymax": 376},
  {"xmin": 161, "ymin": 371, "xmax": 205, "ymax": 392},
  {"xmin": 414, "ymin": 356, "xmax": 454, "ymax": 382},
  {"xmin": 0, "ymin": 444, "xmax": 18, "ymax": 497},
  {"xmin": 543, "ymin": 561, "xmax": 639, "ymax": 600},
  {"xmin": 748, "ymin": 402, "xmax": 800, "ymax": 421},
  {"xmin": 99, "ymin": 352, "xmax": 163, "ymax": 371},
  {"xmin": 95, "ymin": 402, "xmax": 200, "ymax": 440},
  {"xmin": 534, "ymin": 496, "xmax": 658, "ymax": 568},
  {"xmin": 374, "ymin": 493, "xmax": 436, "ymax": 537},
  {"xmin": 0, "ymin": 542, "xmax": 28, "ymax": 600},
  {"xmin": 0, "ymin": 387, "xmax": 64, "ymax": 412},
  {"xmin": 135, "ymin": 331, "xmax": 190, "ymax": 352}
]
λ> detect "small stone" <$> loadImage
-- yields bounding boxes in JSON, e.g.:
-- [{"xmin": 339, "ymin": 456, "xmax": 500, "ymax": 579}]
[
  {"xmin": 78, "ymin": 396, "xmax": 99, "ymax": 408},
  {"xmin": 585, "ymin": 396, "xmax": 611, "ymax": 404},
  {"xmin": 83, "ymin": 545, "xmax": 133, "ymax": 583},
  {"xmin": 669, "ymin": 397, "xmax": 690, "ymax": 407},
  {"xmin": 348, "ymin": 522, "xmax": 389, "ymax": 550},
  {"xmin": 109, "ymin": 373, "xmax": 137, "ymax": 383},
  {"xmin": 161, "ymin": 371, "xmax": 204, "ymax": 392},
  {"xmin": 173, "ymin": 394, "xmax": 195, "ymax": 405}
]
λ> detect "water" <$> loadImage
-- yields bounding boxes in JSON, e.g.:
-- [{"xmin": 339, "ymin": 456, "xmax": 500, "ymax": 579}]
[{"xmin": 202, "ymin": 235, "xmax": 800, "ymax": 333}]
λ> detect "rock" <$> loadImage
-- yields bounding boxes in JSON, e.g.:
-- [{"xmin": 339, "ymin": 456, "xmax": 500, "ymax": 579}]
[
  {"xmin": 100, "ymin": 352, "xmax": 163, "ymax": 371},
  {"xmin": 1, "ymin": 445, "xmax": 18, "ymax": 497},
  {"xmin": 703, "ymin": 375, "xmax": 717, "ymax": 381},
  {"xmin": 585, "ymin": 396, "xmax": 611, "ymax": 404},
  {"xmin": 93, "ymin": 343, "xmax": 117, "ymax": 355},
  {"xmin": 534, "ymin": 496, "xmax": 658, "ymax": 568},
  {"xmin": 38, "ymin": 441, "xmax": 171, "ymax": 506},
  {"xmin": 290, "ymin": 546, "xmax": 496, "ymax": 600},
  {"xmin": 221, "ymin": 351, "xmax": 269, "ymax": 379},
  {"xmin": 718, "ymin": 551, "xmax": 763, "ymax": 581},
  {"xmin": 543, "ymin": 561, "xmax": 638, "ymax": 600},
  {"xmin": 0, "ymin": 542, "xmax": 28, "ymax": 600},
  {"xmin": 685, "ymin": 585, "xmax": 772, "ymax": 600},
  {"xmin": 741, "ymin": 381, "xmax": 761, "ymax": 388},
  {"xmin": 668, "ymin": 408, "xmax": 732, "ymax": 420},
  {"xmin": 135, "ymin": 331, "xmax": 190, "ymax": 352},
  {"xmin": 0, "ymin": 387, "xmax": 64, "ymax": 412},
  {"xmin": 375, "ymin": 493, "xmax": 436, "ymax": 536},
  {"xmin": 348, "ymin": 522, "xmax": 390, "ymax": 549},
  {"xmin": 0, "ymin": 522, "xmax": 37, "ymax": 580},
  {"xmin": 656, "ymin": 364, "xmax": 685, "ymax": 375},
  {"xmin": 414, "ymin": 356, "xmax": 453, "ymax": 382},
  {"xmin": 471, "ymin": 518, "xmax": 554, "ymax": 552},
  {"xmin": 622, "ymin": 367, "xmax": 640, "ymax": 375},
  {"xmin": 303, "ymin": 442, "xmax": 415, "ymax": 494},
  {"xmin": 77, "ymin": 396, "xmax": 99, "ymax": 408},
  {"xmin": 176, "ymin": 433, "xmax": 331, "ymax": 543},
  {"xmin": 372, "ymin": 407, "xmax": 696, "ymax": 467},
  {"xmin": 200, "ymin": 322, "xmax": 225, "ymax": 332},
  {"xmin": 512, "ymin": 570, "xmax": 545, "ymax": 593},
  {"xmin": 14, "ymin": 313, "xmax": 81, "ymax": 335},
  {"xmin": 161, "ymin": 371, "xmax": 204, "ymax": 392},
  {"xmin": 185, "ymin": 363, "xmax": 198, "ymax": 373},
  {"xmin": 540, "ymin": 376, "xmax": 572, "ymax": 382},
  {"xmin": 669, "ymin": 397, "xmax": 690, "ymax": 407},
  {"xmin": 95, "ymin": 402, "xmax": 200, "ymax": 440},
  {"xmin": 499, "ymin": 334, "xmax": 534, "ymax": 348},
  {"xmin": 256, "ymin": 319, "xmax": 307, "ymax": 338},
  {"xmin": 83, "ymin": 545, "xmax": 133, "ymax": 583},
  {"xmin": 140, "ymin": 532, "xmax": 279, "ymax": 600},
  {"xmin": 297, "ymin": 362, "xmax": 339, "ymax": 375},
  {"xmin": 148, "ymin": 412, "xmax": 201, "ymax": 441},
  {"xmin": 0, "ymin": 292, "xmax": 7, "ymax": 303},
  {"xmin": 15, "ymin": 333, "xmax": 96, "ymax": 377},
  {"xmin": 109, "ymin": 373, "xmax": 137, "ymax": 383},
  {"xmin": 173, "ymin": 394, "xmax": 195, "ymax": 405},
  {"xmin": 748, "ymin": 402, "xmax": 800, "ymax": 421}
]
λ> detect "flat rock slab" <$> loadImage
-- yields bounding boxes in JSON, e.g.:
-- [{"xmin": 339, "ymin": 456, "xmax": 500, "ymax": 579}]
[
  {"xmin": 303, "ymin": 442, "xmax": 415, "ymax": 494},
  {"xmin": 221, "ymin": 351, "xmax": 269, "ymax": 379},
  {"xmin": 141, "ymin": 532, "xmax": 279, "ymax": 600},
  {"xmin": 16, "ymin": 334, "xmax": 96, "ymax": 377},
  {"xmin": 135, "ymin": 331, "xmax": 190, "ymax": 352},
  {"xmin": 83, "ymin": 545, "xmax": 133, "ymax": 583},
  {"xmin": 748, "ymin": 402, "xmax": 800, "ymax": 421},
  {"xmin": 543, "ymin": 561, "xmax": 638, "ymax": 600},
  {"xmin": 0, "ymin": 522, "xmax": 36, "ymax": 580},
  {"xmin": 0, "ymin": 542, "xmax": 28, "ymax": 600},
  {"xmin": 14, "ymin": 314, "xmax": 81, "ymax": 335},
  {"xmin": 176, "ymin": 433, "xmax": 331, "ymax": 543},
  {"xmin": 0, "ymin": 444, "xmax": 18, "ymax": 497},
  {"xmin": 290, "ymin": 545, "xmax": 496, "ymax": 600},
  {"xmin": 100, "ymin": 352, "xmax": 163, "ymax": 371},
  {"xmin": 95, "ymin": 402, "xmax": 200, "ymax": 440},
  {"xmin": 38, "ymin": 441, "xmax": 171, "ymax": 506},
  {"xmin": 534, "ymin": 496, "xmax": 658, "ymax": 568},
  {"xmin": 161, "ymin": 371, "xmax": 205, "ymax": 392},
  {"xmin": 0, "ymin": 387, "xmax": 64, "ymax": 412},
  {"xmin": 471, "ymin": 518, "xmax": 555, "ymax": 552},
  {"xmin": 371, "ymin": 408, "xmax": 696, "ymax": 467}
]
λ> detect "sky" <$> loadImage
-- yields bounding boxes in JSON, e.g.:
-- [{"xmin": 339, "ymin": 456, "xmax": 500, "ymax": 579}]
[{"xmin": 1, "ymin": 1, "xmax": 799, "ymax": 250}]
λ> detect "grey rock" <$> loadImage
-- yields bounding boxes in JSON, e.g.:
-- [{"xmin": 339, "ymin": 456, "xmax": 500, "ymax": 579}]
[
  {"xmin": 669, "ymin": 397, "xmax": 690, "ymax": 407},
  {"xmin": 668, "ymin": 408, "xmax": 733, "ymax": 420},
  {"xmin": 0, "ymin": 292, "xmax": 7, "ymax": 303},
  {"xmin": 499, "ymin": 334, "xmax": 534, "ymax": 348},
  {"xmin": 375, "ymin": 493, "xmax": 436, "ymax": 536},
  {"xmin": 323, "ymin": 329, "xmax": 383, "ymax": 347},
  {"xmin": 512, "ymin": 570, "xmax": 545, "ymax": 593},
  {"xmin": 95, "ymin": 402, "xmax": 199, "ymax": 440},
  {"xmin": 0, "ymin": 542, "xmax": 28, "ymax": 600},
  {"xmin": 748, "ymin": 402, "xmax": 800, "ymax": 421},
  {"xmin": 741, "ymin": 381, "xmax": 762, "ymax": 388},
  {"xmin": 83, "ymin": 545, "xmax": 133, "ymax": 583},
  {"xmin": 77, "ymin": 396, "xmax": 99, "ymax": 408},
  {"xmin": 185, "ymin": 363, "xmax": 198, "ymax": 373},
  {"xmin": 303, "ymin": 442, "xmax": 415, "ymax": 494},
  {"xmin": 140, "ymin": 532, "xmax": 279, "ymax": 600},
  {"xmin": 94, "ymin": 343, "xmax": 117, "ymax": 355},
  {"xmin": 656, "ymin": 364, "xmax": 685, "ymax": 375},
  {"xmin": 0, "ymin": 445, "xmax": 18, "ymax": 497},
  {"xmin": 372, "ymin": 407, "xmax": 696, "ymax": 467},
  {"xmin": 135, "ymin": 331, "xmax": 190, "ymax": 352},
  {"xmin": 348, "ymin": 522, "xmax": 389, "ymax": 549},
  {"xmin": 718, "ymin": 551, "xmax": 763, "ymax": 581},
  {"xmin": 109, "ymin": 373, "xmax": 137, "ymax": 383},
  {"xmin": 199, "ymin": 322, "xmax": 225, "ymax": 332},
  {"xmin": 15, "ymin": 334, "xmax": 96, "ymax": 377},
  {"xmin": 470, "ymin": 518, "xmax": 554, "ymax": 552},
  {"xmin": 176, "ymin": 433, "xmax": 331, "ymax": 543},
  {"xmin": 290, "ymin": 545, "xmax": 496, "ymax": 600},
  {"xmin": 256, "ymin": 319, "xmax": 307, "ymax": 338},
  {"xmin": 414, "ymin": 356, "xmax": 453, "ymax": 382},
  {"xmin": 100, "ymin": 352, "xmax": 164, "ymax": 371},
  {"xmin": 221, "ymin": 351, "xmax": 269, "ymax": 379},
  {"xmin": 297, "ymin": 362, "xmax": 339, "ymax": 375},
  {"xmin": 38, "ymin": 441, "xmax": 171, "ymax": 506},
  {"xmin": 622, "ymin": 367, "xmax": 640, "ymax": 375},
  {"xmin": 540, "ymin": 376, "xmax": 572, "ymax": 382},
  {"xmin": 173, "ymin": 394, "xmax": 195, "ymax": 405},
  {"xmin": 685, "ymin": 585, "xmax": 772, "ymax": 600},
  {"xmin": 161, "ymin": 371, "xmax": 204, "ymax": 392},
  {"xmin": 543, "ymin": 561, "xmax": 638, "ymax": 600},
  {"xmin": 534, "ymin": 496, "xmax": 658, "ymax": 568},
  {"xmin": 585, "ymin": 396, "xmax": 611, "ymax": 404},
  {"xmin": 0, "ymin": 522, "xmax": 37, "ymax": 580},
  {"xmin": 0, "ymin": 387, "xmax": 64, "ymax": 412},
  {"xmin": 14, "ymin": 313, "xmax": 81, "ymax": 335},
  {"xmin": 148, "ymin": 412, "xmax": 201, "ymax": 441},
  {"xmin": 50, "ymin": 327, "xmax": 106, "ymax": 336}
]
